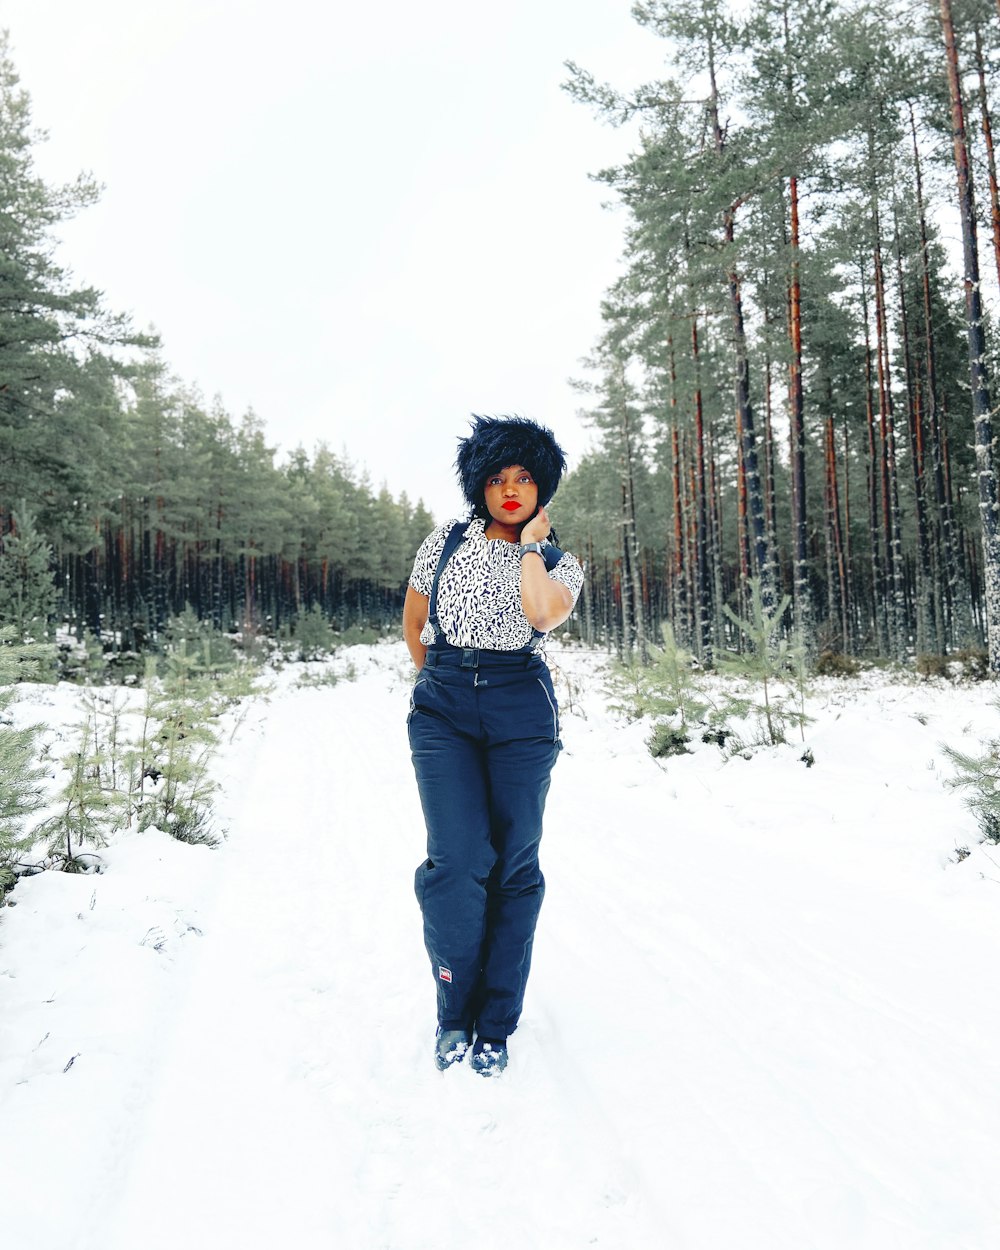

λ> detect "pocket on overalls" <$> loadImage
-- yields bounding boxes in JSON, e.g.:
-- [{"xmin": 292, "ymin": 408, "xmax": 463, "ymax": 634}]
[
  {"xmin": 407, "ymin": 674, "xmax": 430, "ymax": 723},
  {"xmin": 534, "ymin": 671, "xmax": 560, "ymax": 743}
]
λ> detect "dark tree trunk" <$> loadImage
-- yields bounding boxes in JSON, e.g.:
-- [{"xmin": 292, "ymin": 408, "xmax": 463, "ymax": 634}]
[
  {"xmin": 860, "ymin": 268, "xmax": 885, "ymax": 655},
  {"xmin": 870, "ymin": 179, "xmax": 906, "ymax": 661},
  {"xmin": 974, "ymin": 25, "xmax": 1000, "ymax": 294},
  {"xmin": 894, "ymin": 217, "xmax": 937, "ymax": 653},
  {"xmin": 940, "ymin": 0, "xmax": 1000, "ymax": 668},
  {"xmin": 690, "ymin": 314, "xmax": 712, "ymax": 660},
  {"xmin": 787, "ymin": 175, "xmax": 809, "ymax": 631}
]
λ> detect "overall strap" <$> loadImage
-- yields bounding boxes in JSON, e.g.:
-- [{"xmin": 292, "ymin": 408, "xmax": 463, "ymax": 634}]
[
  {"xmin": 541, "ymin": 544, "xmax": 564, "ymax": 572},
  {"xmin": 427, "ymin": 521, "xmax": 470, "ymax": 638}
]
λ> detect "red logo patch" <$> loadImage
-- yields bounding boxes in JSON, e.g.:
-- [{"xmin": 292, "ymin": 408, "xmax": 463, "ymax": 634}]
[{"xmin": 438, "ymin": 966, "xmax": 453, "ymax": 983}]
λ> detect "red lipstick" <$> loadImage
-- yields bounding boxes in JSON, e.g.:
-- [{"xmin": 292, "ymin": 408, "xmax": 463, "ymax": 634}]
[{"xmin": 502, "ymin": 501, "xmax": 521, "ymax": 511}]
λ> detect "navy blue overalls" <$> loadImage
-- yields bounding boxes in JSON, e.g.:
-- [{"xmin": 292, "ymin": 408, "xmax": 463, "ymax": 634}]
[{"xmin": 408, "ymin": 524, "xmax": 563, "ymax": 1041}]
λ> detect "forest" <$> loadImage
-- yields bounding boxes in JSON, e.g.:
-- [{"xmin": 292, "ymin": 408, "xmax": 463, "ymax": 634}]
[
  {"xmin": 2, "ymin": 1, "xmax": 1000, "ymax": 671},
  {"xmin": 0, "ymin": 29, "xmax": 432, "ymax": 658},
  {"xmin": 557, "ymin": 0, "xmax": 1000, "ymax": 669}
]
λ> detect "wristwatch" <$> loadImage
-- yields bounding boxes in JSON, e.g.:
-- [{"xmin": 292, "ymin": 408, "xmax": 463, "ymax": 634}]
[{"xmin": 519, "ymin": 542, "xmax": 544, "ymax": 559}]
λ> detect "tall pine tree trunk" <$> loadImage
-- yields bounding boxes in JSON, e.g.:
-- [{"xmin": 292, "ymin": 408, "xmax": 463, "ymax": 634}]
[
  {"xmin": 707, "ymin": 42, "xmax": 777, "ymax": 613},
  {"xmin": 894, "ymin": 217, "xmax": 937, "ymax": 653},
  {"xmin": 860, "ymin": 269, "xmax": 886, "ymax": 654},
  {"xmin": 974, "ymin": 26, "xmax": 1000, "ymax": 294},
  {"xmin": 870, "ymin": 184, "xmax": 906, "ymax": 662},
  {"xmin": 690, "ymin": 314, "xmax": 712, "ymax": 660},
  {"xmin": 787, "ymin": 175, "xmax": 809, "ymax": 635},
  {"xmin": 909, "ymin": 102, "xmax": 966, "ymax": 647},
  {"xmin": 940, "ymin": 0, "xmax": 1000, "ymax": 669}
]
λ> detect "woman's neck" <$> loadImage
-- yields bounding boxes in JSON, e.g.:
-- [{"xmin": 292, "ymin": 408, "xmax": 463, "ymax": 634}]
[{"xmin": 484, "ymin": 519, "xmax": 521, "ymax": 543}]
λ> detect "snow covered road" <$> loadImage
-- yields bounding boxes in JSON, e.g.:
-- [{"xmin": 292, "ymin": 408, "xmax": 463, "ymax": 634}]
[{"xmin": 3, "ymin": 644, "xmax": 1000, "ymax": 1249}]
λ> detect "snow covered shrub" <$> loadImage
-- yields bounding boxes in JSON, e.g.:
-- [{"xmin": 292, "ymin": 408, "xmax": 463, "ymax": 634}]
[
  {"xmin": 916, "ymin": 654, "xmax": 950, "ymax": 680},
  {"xmin": 647, "ymin": 721, "xmax": 691, "ymax": 758},
  {"xmin": 294, "ymin": 668, "xmax": 340, "ymax": 689},
  {"xmin": 815, "ymin": 651, "xmax": 860, "ymax": 677},
  {"xmin": 955, "ymin": 648, "xmax": 989, "ymax": 681},
  {"xmin": 917, "ymin": 649, "xmax": 988, "ymax": 684}
]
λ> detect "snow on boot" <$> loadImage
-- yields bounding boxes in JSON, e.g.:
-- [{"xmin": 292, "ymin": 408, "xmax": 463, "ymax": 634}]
[
  {"xmin": 470, "ymin": 1036, "xmax": 507, "ymax": 1077},
  {"xmin": 434, "ymin": 1028, "xmax": 472, "ymax": 1071}
]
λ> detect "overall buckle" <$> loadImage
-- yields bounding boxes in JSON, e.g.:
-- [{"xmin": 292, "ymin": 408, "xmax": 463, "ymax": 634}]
[{"xmin": 460, "ymin": 648, "xmax": 480, "ymax": 669}]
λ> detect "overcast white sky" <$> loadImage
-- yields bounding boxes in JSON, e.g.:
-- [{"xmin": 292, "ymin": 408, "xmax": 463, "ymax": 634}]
[{"xmin": 1, "ymin": 0, "xmax": 669, "ymax": 522}]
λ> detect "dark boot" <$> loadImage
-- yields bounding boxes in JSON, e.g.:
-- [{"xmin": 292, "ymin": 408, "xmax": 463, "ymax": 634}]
[
  {"xmin": 434, "ymin": 1027, "xmax": 472, "ymax": 1071},
  {"xmin": 469, "ymin": 1035, "xmax": 507, "ymax": 1077}
]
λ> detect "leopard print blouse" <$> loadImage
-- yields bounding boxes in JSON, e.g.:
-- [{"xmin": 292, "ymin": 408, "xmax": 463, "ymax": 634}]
[{"xmin": 409, "ymin": 517, "xmax": 584, "ymax": 650}]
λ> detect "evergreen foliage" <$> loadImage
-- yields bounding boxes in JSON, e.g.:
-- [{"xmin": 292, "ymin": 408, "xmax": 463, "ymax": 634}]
[
  {"xmin": 0, "ymin": 629, "xmax": 51, "ymax": 875},
  {"xmin": 0, "ymin": 504, "xmax": 58, "ymax": 644},
  {"xmin": 41, "ymin": 708, "xmax": 123, "ymax": 869},
  {"xmin": 287, "ymin": 603, "xmax": 337, "ymax": 661},
  {"xmin": 944, "ymin": 711, "xmax": 1000, "ymax": 844},
  {"xmin": 718, "ymin": 581, "xmax": 811, "ymax": 747},
  {"xmin": 612, "ymin": 623, "xmax": 716, "ymax": 756}
]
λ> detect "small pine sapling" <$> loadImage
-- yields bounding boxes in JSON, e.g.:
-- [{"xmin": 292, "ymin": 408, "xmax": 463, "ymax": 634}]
[
  {"xmin": 42, "ymin": 712, "xmax": 124, "ymax": 870},
  {"xmin": 609, "ymin": 623, "xmax": 715, "ymax": 757},
  {"xmin": 292, "ymin": 603, "xmax": 337, "ymax": 661},
  {"xmin": 123, "ymin": 656, "xmax": 160, "ymax": 827},
  {"xmin": 0, "ymin": 629, "xmax": 51, "ymax": 873},
  {"xmin": 162, "ymin": 606, "xmax": 237, "ymax": 675},
  {"xmin": 81, "ymin": 633, "xmax": 109, "ymax": 684},
  {"xmin": 138, "ymin": 643, "xmax": 245, "ymax": 845},
  {"xmin": 719, "ymin": 580, "xmax": 811, "ymax": 749},
  {"xmin": 0, "ymin": 503, "xmax": 58, "ymax": 645},
  {"xmin": 943, "ymin": 706, "xmax": 1000, "ymax": 844}
]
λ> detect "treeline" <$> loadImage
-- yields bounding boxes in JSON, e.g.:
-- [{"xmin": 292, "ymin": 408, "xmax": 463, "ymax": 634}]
[
  {"xmin": 0, "ymin": 34, "xmax": 431, "ymax": 651},
  {"xmin": 554, "ymin": 0, "xmax": 1000, "ymax": 667}
]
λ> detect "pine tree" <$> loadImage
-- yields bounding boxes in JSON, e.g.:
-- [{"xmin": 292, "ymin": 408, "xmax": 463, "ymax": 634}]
[
  {"xmin": 0, "ymin": 628, "xmax": 50, "ymax": 877},
  {"xmin": 0, "ymin": 503, "xmax": 58, "ymax": 643},
  {"xmin": 0, "ymin": 35, "xmax": 149, "ymax": 533},
  {"xmin": 719, "ymin": 579, "xmax": 804, "ymax": 746}
]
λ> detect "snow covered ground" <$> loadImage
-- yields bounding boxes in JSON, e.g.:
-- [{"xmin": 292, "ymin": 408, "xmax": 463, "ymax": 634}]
[{"xmin": 2, "ymin": 642, "xmax": 999, "ymax": 1250}]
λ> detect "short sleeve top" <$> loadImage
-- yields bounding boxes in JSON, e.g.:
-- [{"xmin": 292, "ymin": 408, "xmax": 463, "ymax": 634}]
[{"xmin": 408, "ymin": 517, "xmax": 585, "ymax": 651}]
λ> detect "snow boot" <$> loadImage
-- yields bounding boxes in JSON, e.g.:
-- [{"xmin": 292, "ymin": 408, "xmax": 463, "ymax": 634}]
[
  {"xmin": 434, "ymin": 1028, "xmax": 472, "ymax": 1071},
  {"xmin": 470, "ymin": 1036, "xmax": 508, "ymax": 1077}
]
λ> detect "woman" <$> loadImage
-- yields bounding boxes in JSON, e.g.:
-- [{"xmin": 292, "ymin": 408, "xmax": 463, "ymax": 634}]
[{"xmin": 403, "ymin": 415, "xmax": 584, "ymax": 1076}]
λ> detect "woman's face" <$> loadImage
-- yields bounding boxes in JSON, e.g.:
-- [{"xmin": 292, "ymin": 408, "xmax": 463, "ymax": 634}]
[{"xmin": 483, "ymin": 464, "xmax": 539, "ymax": 527}]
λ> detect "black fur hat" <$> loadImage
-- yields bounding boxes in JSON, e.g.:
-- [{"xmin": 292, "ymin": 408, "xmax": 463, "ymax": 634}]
[{"xmin": 455, "ymin": 414, "xmax": 567, "ymax": 520}]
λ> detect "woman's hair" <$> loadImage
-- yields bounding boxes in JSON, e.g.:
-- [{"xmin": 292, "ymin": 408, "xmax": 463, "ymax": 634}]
[{"xmin": 455, "ymin": 414, "xmax": 567, "ymax": 520}]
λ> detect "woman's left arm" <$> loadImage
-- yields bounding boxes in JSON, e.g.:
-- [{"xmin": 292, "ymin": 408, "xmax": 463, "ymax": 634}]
[{"xmin": 519, "ymin": 505, "xmax": 575, "ymax": 633}]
